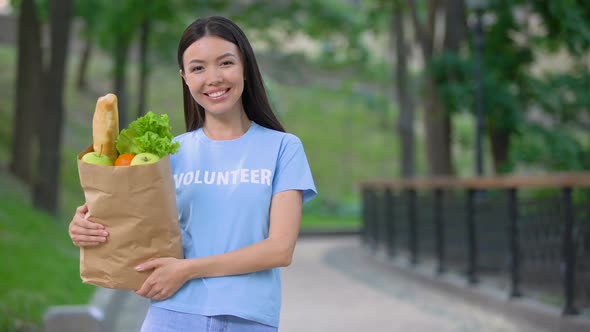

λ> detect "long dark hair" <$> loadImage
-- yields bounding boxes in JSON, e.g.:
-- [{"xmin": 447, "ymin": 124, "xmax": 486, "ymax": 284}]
[{"xmin": 177, "ymin": 16, "xmax": 285, "ymax": 133}]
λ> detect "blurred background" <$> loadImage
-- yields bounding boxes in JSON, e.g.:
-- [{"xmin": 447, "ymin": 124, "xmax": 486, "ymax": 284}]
[{"xmin": 1, "ymin": 0, "xmax": 589, "ymax": 331}]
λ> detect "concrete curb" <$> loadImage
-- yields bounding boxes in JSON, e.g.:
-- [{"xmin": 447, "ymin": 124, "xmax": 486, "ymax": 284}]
[
  {"xmin": 365, "ymin": 247, "xmax": 590, "ymax": 332},
  {"xmin": 43, "ymin": 288, "xmax": 129, "ymax": 332}
]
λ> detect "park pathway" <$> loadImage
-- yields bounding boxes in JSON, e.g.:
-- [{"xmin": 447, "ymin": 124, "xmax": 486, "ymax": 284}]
[
  {"xmin": 116, "ymin": 236, "xmax": 538, "ymax": 332},
  {"xmin": 279, "ymin": 237, "xmax": 540, "ymax": 332},
  {"xmin": 115, "ymin": 236, "xmax": 542, "ymax": 332}
]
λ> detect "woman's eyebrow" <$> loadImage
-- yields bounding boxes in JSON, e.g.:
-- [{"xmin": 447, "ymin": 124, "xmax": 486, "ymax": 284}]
[{"xmin": 188, "ymin": 53, "xmax": 236, "ymax": 64}]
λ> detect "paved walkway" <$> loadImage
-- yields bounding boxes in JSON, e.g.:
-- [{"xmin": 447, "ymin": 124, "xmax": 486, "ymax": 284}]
[{"xmin": 114, "ymin": 237, "xmax": 543, "ymax": 332}]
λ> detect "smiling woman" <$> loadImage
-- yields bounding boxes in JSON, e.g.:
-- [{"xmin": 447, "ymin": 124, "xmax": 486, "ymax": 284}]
[
  {"xmin": 68, "ymin": 15, "xmax": 317, "ymax": 332},
  {"xmin": 180, "ymin": 36, "xmax": 246, "ymax": 121}
]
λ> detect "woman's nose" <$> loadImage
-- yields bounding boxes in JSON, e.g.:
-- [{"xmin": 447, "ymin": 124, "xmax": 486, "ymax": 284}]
[{"xmin": 206, "ymin": 68, "xmax": 223, "ymax": 85}]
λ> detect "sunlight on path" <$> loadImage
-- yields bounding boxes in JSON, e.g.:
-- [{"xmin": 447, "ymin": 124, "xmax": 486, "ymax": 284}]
[{"xmin": 280, "ymin": 237, "xmax": 538, "ymax": 332}]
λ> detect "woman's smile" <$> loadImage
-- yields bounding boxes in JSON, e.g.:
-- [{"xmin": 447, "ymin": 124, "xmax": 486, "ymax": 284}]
[{"xmin": 205, "ymin": 88, "xmax": 231, "ymax": 99}]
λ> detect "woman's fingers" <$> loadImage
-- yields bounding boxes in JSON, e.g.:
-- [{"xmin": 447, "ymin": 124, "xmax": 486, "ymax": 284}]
[
  {"xmin": 76, "ymin": 227, "xmax": 108, "ymax": 237},
  {"xmin": 146, "ymin": 288, "xmax": 160, "ymax": 299},
  {"xmin": 72, "ymin": 233, "xmax": 107, "ymax": 243},
  {"xmin": 70, "ymin": 220, "xmax": 108, "ymax": 237},
  {"xmin": 71, "ymin": 232, "xmax": 107, "ymax": 247},
  {"xmin": 71, "ymin": 223, "xmax": 105, "ymax": 247},
  {"xmin": 69, "ymin": 205, "xmax": 109, "ymax": 248},
  {"xmin": 75, "ymin": 204, "xmax": 89, "ymax": 216},
  {"xmin": 136, "ymin": 279, "xmax": 155, "ymax": 298},
  {"xmin": 75, "ymin": 218, "xmax": 106, "ymax": 231}
]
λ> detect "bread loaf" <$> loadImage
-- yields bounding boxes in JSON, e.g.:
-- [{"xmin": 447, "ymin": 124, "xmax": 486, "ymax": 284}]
[{"xmin": 92, "ymin": 93, "xmax": 119, "ymax": 161}]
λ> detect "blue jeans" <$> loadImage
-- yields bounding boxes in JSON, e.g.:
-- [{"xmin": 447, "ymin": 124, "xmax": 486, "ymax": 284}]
[{"xmin": 140, "ymin": 306, "xmax": 278, "ymax": 332}]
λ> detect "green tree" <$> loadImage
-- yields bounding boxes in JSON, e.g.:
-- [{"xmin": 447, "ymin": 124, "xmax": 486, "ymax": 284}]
[
  {"xmin": 97, "ymin": 0, "xmax": 142, "ymax": 129},
  {"xmin": 134, "ymin": 1, "xmax": 177, "ymax": 118},
  {"xmin": 10, "ymin": 0, "xmax": 74, "ymax": 214},
  {"xmin": 74, "ymin": 0, "xmax": 102, "ymax": 90},
  {"xmin": 431, "ymin": 0, "xmax": 590, "ymax": 173},
  {"xmin": 407, "ymin": 0, "xmax": 467, "ymax": 176},
  {"xmin": 392, "ymin": 0, "xmax": 417, "ymax": 178},
  {"xmin": 364, "ymin": 0, "xmax": 417, "ymax": 178},
  {"xmin": 10, "ymin": 0, "xmax": 42, "ymax": 183},
  {"xmin": 430, "ymin": 1, "xmax": 532, "ymax": 174},
  {"xmin": 75, "ymin": 0, "xmax": 229, "ymax": 126},
  {"xmin": 33, "ymin": 0, "xmax": 75, "ymax": 214}
]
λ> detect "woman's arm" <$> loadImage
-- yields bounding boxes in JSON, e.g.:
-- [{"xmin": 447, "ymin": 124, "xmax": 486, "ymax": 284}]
[
  {"xmin": 185, "ymin": 189, "xmax": 302, "ymax": 277},
  {"xmin": 135, "ymin": 190, "xmax": 303, "ymax": 299}
]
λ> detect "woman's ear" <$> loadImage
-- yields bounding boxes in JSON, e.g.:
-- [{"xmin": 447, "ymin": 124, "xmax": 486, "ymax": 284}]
[{"xmin": 179, "ymin": 69, "xmax": 188, "ymax": 85}]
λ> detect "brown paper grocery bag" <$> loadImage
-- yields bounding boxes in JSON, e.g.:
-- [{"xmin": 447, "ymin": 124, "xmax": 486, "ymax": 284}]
[{"xmin": 77, "ymin": 145, "xmax": 183, "ymax": 290}]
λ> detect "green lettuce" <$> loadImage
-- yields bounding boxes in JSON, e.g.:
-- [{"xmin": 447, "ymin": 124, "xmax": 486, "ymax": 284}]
[{"xmin": 115, "ymin": 112, "xmax": 180, "ymax": 157}]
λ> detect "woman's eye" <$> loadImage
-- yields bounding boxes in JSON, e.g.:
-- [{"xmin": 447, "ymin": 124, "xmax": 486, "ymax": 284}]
[
  {"xmin": 191, "ymin": 66, "xmax": 204, "ymax": 72},
  {"xmin": 221, "ymin": 61, "xmax": 234, "ymax": 66}
]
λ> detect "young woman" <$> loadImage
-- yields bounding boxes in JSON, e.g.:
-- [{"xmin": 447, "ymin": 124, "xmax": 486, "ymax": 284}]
[{"xmin": 68, "ymin": 16, "xmax": 317, "ymax": 331}]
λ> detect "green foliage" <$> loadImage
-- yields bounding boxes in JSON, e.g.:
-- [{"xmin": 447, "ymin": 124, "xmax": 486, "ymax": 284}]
[
  {"xmin": 355, "ymin": 0, "xmax": 390, "ymax": 34},
  {"xmin": 228, "ymin": 0, "xmax": 370, "ymax": 66},
  {"xmin": 94, "ymin": 0, "xmax": 144, "ymax": 49},
  {"xmin": 513, "ymin": 69, "xmax": 590, "ymax": 171},
  {"xmin": 429, "ymin": 52, "xmax": 474, "ymax": 114},
  {"xmin": 511, "ymin": 123, "xmax": 588, "ymax": 171},
  {"xmin": 0, "ymin": 191, "xmax": 95, "ymax": 330},
  {"xmin": 230, "ymin": 0, "xmax": 362, "ymax": 38},
  {"xmin": 74, "ymin": 0, "xmax": 102, "ymax": 37},
  {"xmin": 74, "ymin": 0, "xmax": 180, "ymax": 60},
  {"xmin": 10, "ymin": 0, "xmax": 48, "ymax": 21},
  {"xmin": 476, "ymin": 1, "xmax": 532, "ymax": 132},
  {"xmin": 427, "ymin": 0, "xmax": 590, "ymax": 173},
  {"xmin": 300, "ymin": 214, "xmax": 360, "ymax": 230},
  {"xmin": 528, "ymin": 68, "xmax": 590, "ymax": 124},
  {"xmin": 429, "ymin": 51, "xmax": 524, "ymax": 134},
  {"xmin": 272, "ymin": 79, "xmax": 400, "ymax": 204},
  {"xmin": 532, "ymin": 0, "xmax": 590, "ymax": 55}
]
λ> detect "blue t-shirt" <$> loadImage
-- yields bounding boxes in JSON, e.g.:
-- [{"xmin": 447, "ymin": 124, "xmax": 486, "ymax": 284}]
[{"xmin": 153, "ymin": 122, "xmax": 317, "ymax": 327}]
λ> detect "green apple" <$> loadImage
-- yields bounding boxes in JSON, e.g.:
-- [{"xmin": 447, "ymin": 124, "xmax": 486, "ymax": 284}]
[
  {"xmin": 131, "ymin": 152, "xmax": 161, "ymax": 166},
  {"xmin": 81, "ymin": 152, "xmax": 114, "ymax": 166}
]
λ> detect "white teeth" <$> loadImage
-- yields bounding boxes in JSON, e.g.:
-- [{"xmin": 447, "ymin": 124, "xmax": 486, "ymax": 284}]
[{"xmin": 208, "ymin": 90, "xmax": 227, "ymax": 98}]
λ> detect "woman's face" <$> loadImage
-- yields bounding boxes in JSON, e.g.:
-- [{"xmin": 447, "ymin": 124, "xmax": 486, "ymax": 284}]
[{"xmin": 181, "ymin": 35, "xmax": 245, "ymax": 117}]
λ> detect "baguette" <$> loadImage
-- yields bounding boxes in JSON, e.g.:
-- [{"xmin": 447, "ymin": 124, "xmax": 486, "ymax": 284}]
[{"xmin": 92, "ymin": 93, "xmax": 119, "ymax": 161}]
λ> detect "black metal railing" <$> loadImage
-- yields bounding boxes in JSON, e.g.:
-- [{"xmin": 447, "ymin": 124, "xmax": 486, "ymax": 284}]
[{"xmin": 361, "ymin": 174, "xmax": 590, "ymax": 315}]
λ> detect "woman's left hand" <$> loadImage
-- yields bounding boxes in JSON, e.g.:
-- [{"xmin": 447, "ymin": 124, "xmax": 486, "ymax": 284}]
[{"xmin": 135, "ymin": 257, "xmax": 188, "ymax": 301}]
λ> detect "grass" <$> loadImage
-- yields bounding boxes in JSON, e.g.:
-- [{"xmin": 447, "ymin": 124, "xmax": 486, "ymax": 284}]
[
  {"xmin": 300, "ymin": 214, "xmax": 360, "ymax": 230},
  {"xmin": 0, "ymin": 177, "xmax": 95, "ymax": 331}
]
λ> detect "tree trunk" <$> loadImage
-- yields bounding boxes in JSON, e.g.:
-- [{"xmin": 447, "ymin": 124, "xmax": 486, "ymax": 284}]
[
  {"xmin": 424, "ymin": 78, "xmax": 453, "ymax": 175},
  {"xmin": 393, "ymin": 2, "xmax": 415, "ymax": 178},
  {"xmin": 490, "ymin": 129, "xmax": 511, "ymax": 174},
  {"xmin": 114, "ymin": 35, "xmax": 130, "ymax": 129},
  {"xmin": 76, "ymin": 36, "xmax": 93, "ymax": 90},
  {"xmin": 10, "ymin": 0, "xmax": 42, "ymax": 183},
  {"xmin": 137, "ymin": 18, "xmax": 151, "ymax": 119},
  {"xmin": 407, "ymin": 0, "xmax": 454, "ymax": 176},
  {"xmin": 33, "ymin": 0, "xmax": 74, "ymax": 215},
  {"xmin": 438, "ymin": 0, "xmax": 467, "ymax": 175},
  {"xmin": 443, "ymin": 0, "xmax": 466, "ymax": 51}
]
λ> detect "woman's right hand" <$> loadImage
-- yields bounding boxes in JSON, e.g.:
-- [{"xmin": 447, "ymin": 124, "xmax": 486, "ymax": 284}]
[{"xmin": 69, "ymin": 204, "xmax": 109, "ymax": 247}]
